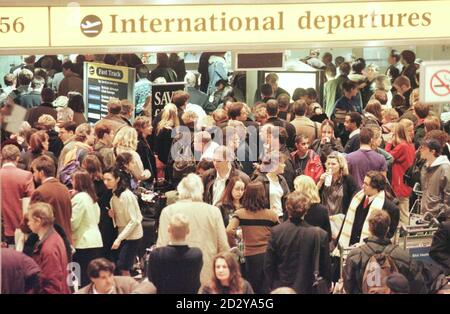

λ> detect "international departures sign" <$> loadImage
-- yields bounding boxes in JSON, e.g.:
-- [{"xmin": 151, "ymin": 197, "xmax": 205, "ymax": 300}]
[{"xmin": 2, "ymin": 1, "xmax": 450, "ymax": 49}]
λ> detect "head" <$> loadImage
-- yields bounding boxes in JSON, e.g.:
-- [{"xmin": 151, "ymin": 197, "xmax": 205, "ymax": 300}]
[
  {"xmin": 400, "ymin": 50, "xmax": 416, "ymax": 66},
  {"xmin": 27, "ymin": 202, "xmax": 55, "ymax": 234},
  {"xmin": 75, "ymin": 123, "xmax": 95, "ymax": 146},
  {"xmin": 286, "ymin": 191, "xmax": 311, "ymax": 220},
  {"xmin": 67, "ymin": 93, "xmax": 84, "ymax": 114},
  {"xmin": 325, "ymin": 152, "xmax": 349, "ymax": 177},
  {"xmin": 29, "ymin": 130, "xmax": 49, "ymax": 154},
  {"xmin": 385, "ymin": 273, "xmax": 410, "ymax": 294},
  {"xmin": 136, "ymin": 64, "xmax": 149, "ymax": 80},
  {"xmin": 277, "ymin": 94, "xmax": 290, "ymax": 112},
  {"xmin": 220, "ymin": 176, "xmax": 246, "ymax": 206},
  {"xmin": 37, "ymin": 114, "xmax": 56, "ymax": 131},
  {"xmin": 212, "ymin": 109, "xmax": 229, "ymax": 125},
  {"xmin": 212, "ymin": 146, "xmax": 234, "ymax": 172},
  {"xmin": 424, "ymin": 116, "xmax": 441, "ymax": 132},
  {"xmin": 359, "ymin": 127, "xmax": 375, "ymax": 147},
  {"xmin": 157, "ymin": 103, "xmax": 180, "ymax": 133},
  {"xmin": 172, "ymin": 90, "xmax": 190, "ymax": 110},
  {"xmin": 107, "ymin": 98, "xmax": 122, "ymax": 115},
  {"xmin": 261, "ymin": 83, "xmax": 273, "ymax": 99},
  {"xmin": 168, "ymin": 213, "xmax": 190, "ymax": 242},
  {"xmin": 212, "ymin": 252, "xmax": 243, "ymax": 292},
  {"xmin": 420, "ymin": 138, "xmax": 442, "ymax": 161},
  {"xmin": 339, "ymin": 62, "xmax": 351, "ymax": 76},
  {"xmin": 322, "ymin": 52, "xmax": 333, "ymax": 65},
  {"xmin": 344, "ymin": 112, "xmax": 362, "ymax": 132},
  {"xmin": 392, "ymin": 121, "xmax": 412, "ymax": 145},
  {"xmin": 1, "ymin": 144, "xmax": 20, "ymax": 164},
  {"xmin": 295, "ymin": 135, "xmax": 310, "ymax": 156},
  {"xmin": 31, "ymin": 155, "xmax": 55, "ymax": 184},
  {"xmin": 382, "ymin": 108, "xmax": 399, "ymax": 124},
  {"xmin": 342, "ymin": 80, "xmax": 359, "ymax": 98},
  {"xmin": 62, "ymin": 60, "xmax": 75, "ymax": 76},
  {"xmin": 72, "ymin": 170, "xmax": 98, "ymax": 202},
  {"xmin": 388, "ymin": 50, "xmax": 401, "ymax": 65},
  {"xmin": 181, "ymin": 111, "xmax": 198, "ymax": 129},
  {"xmin": 305, "ymin": 88, "xmax": 317, "ymax": 105},
  {"xmin": 293, "ymin": 99, "xmax": 308, "ymax": 117},
  {"xmin": 87, "ymin": 258, "xmax": 116, "ymax": 293},
  {"xmin": 423, "ymin": 130, "xmax": 449, "ymax": 149},
  {"xmin": 365, "ymin": 100, "xmax": 383, "ymax": 122},
  {"xmin": 59, "ymin": 121, "xmax": 77, "ymax": 142},
  {"xmin": 241, "ymin": 181, "xmax": 267, "ymax": 212},
  {"xmin": 228, "ymin": 102, "xmax": 244, "ymax": 121},
  {"xmin": 413, "ymin": 102, "xmax": 430, "ymax": 119},
  {"xmin": 56, "ymin": 107, "xmax": 74, "ymax": 127},
  {"xmin": 177, "ymin": 173, "xmax": 204, "ymax": 202},
  {"xmin": 112, "ymin": 126, "xmax": 138, "ymax": 150},
  {"xmin": 366, "ymin": 64, "xmax": 379, "ymax": 81},
  {"xmin": 363, "ymin": 171, "xmax": 386, "ymax": 197},
  {"xmin": 352, "ymin": 58, "xmax": 366, "ymax": 74},
  {"xmin": 193, "ymin": 131, "xmax": 212, "ymax": 153},
  {"xmin": 120, "ymin": 100, "xmax": 134, "ymax": 119},
  {"xmin": 335, "ymin": 56, "xmax": 345, "ymax": 68},
  {"xmin": 292, "ymin": 88, "xmax": 307, "ymax": 101},
  {"xmin": 184, "ymin": 72, "xmax": 197, "ymax": 88},
  {"xmin": 399, "ymin": 119, "xmax": 415, "ymax": 140},
  {"xmin": 17, "ymin": 69, "xmax": 33, "ymax": 87},
  {"xmin": 156, "ymin": 53, "xmax": 169, "ymax": 67},
  {"xmin": 367, "ymin": 125, "xmax": 382, "ymax": 149},
  {"xmin": 320, "ymin": 120, "xmax": 336, "ymax": 141},
  {"xmin": 393, "ymin": 76, "xmax": 411, "ymax": 95},
  {"xmin": 372, "ymin": 89, "xmax": 388, "ymax": 106},
  {"xmin": 253, "ymin": 106, "xmax": 268, "ymax": 125},
  {"xmin": 103, "ymin": 166, "xmax": 131, "ymax": 196},
  {"xmin": 374, "ymin": 75, "xmax": 391, "ymax": 92},
  {"xmin": 196, "ymin": 159, "xmax": 214, "ymax": 177},
  {"xmin": 4, "ymin": 73, "xmax": 16, "ymax": 87},
  {"xmin": 325, "ymin": 64, "xmax": 337, "ymax": 80},
  {"xmin": 133, "ymin": 116, "xmax": 152, "ymax": 138},
  {"xmin": 293, "ymin": 175, "xmax": 320, "ymax": 203},
  {"xmin": 265, "ymin": 73, "xmax": 279, "ymax": 93},
  {"xmin": 81, "ymin": 153, "xmax": 103, "ymax": 181},
  {"xmin": 368, "ymin": 209, "xmax": 391, "ymax": 239},
  {"xmin": 94, "ymin": 123, "xmax": 114, "ymax": 144}
]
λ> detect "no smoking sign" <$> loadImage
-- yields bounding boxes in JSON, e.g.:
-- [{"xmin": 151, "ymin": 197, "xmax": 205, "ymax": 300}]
[{"xmin": 420, "ymin": 61, "xmax": 450, "ymax": 104}]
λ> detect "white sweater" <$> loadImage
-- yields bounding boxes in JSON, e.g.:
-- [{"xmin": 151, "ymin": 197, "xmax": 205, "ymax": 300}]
[{"xmin": 71, "ymin": 192, "xmax": 103, "ymax": 249}]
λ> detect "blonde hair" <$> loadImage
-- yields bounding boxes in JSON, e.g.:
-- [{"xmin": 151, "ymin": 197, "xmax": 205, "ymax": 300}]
[
  {"xmin": 169, "ymin": 213, "xmax": 190, "ymax": 240},
  {"xmin": 382, "ymin": 108, "xmax": 399, "ymax": 122},
  {"xmin": 1, "ymin": 144, "xmax": 20, "ymax": 162},
  {"xmin": 293, "ymin": 175, "xmax": 320, "ymax": 203},
  {"xmin": 392, "ymin": 121, "xmax": 412, "ymax": 145},
  {"xmin": 326, "ymin": 153, "xmax": 349, "ymax": 176},
  {"xmin": 410, "ymin": 88, "xmax": 420, "ymax": 107},
  {"xmin": 374, "ymin": 75, "xmax": 391, "ymax": 91},
  {"xmin": 157, "ymin": 103, "xmax": 179, "ymax": 134},
  {"xmin": 38, "ymin": 114, "xmax": 56, "ymax": 129},
  {"xmin": 112, "ymin": 126, "xmax": 138, "ymax": 150},
  {"xmin": 177, "ymin": 173, "xmax": 204, "ymax": 202},
  {"xmin": 181, "ymin": 111, "xmax": 198, "ymax": 126},
  {"xmin": 28, "ymin": 202, "xmax": 55, "ymax": 227},
  {"xmin": 75, "ymin": 123, "xmax": 92, "ymax": 142},
  {"xmin": 399, "ymin": 118, "xmax": 414, "ymax": 131}
]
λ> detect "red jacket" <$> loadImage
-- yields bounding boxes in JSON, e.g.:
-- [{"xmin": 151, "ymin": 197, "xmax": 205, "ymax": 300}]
[
  {"xmin": 385, "ymin": 142, "xmax": 415, "ymax": 197},
  {"xmin": 291, "ymin": 150, "xmax": 324, "ymax": 183},
  {"xmin": 0, "ymin": 164, "xmax": 34, "ymax": 237},
  {"xmin": 32, "ymin": 228, "xmax": 70, "ymax": 294}
]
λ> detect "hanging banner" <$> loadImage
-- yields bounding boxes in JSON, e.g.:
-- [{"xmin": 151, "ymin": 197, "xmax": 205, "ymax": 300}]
[
  {"xmin": 83, "ymin": 62, "xmax": 135, "ymax": 124},
  {"xmin": 151, "ymin": 82, "xmax": 185, "ymax": 118},
  {"xmin": 0, "ymin": 7, "xmax": 49, "ymax": 48},
  {"xmin": 49, "ymin": 1, "xmax": 450, "ymax": 47}
]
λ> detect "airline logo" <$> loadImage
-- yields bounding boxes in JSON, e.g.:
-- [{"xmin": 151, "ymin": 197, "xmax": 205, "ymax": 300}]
[{"xmin": 80, "ymin": 15, "xmax": 103, "ymax": 37}]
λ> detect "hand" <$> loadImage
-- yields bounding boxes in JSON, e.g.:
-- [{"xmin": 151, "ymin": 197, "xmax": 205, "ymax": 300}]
[
  {"xmin": 108, "ymin": 208, "xmax": 114, "ymax": 219},
  {"xmin": 319, "ymin": 172, "xmax": 328, "ymax": 183},
  {"xmin": 111, "ymin": 239, "xmax": 121, "ymax": 250},
  {"xmin": 142, "ymin": 169, "xmax": 151, "ymax": 180}
]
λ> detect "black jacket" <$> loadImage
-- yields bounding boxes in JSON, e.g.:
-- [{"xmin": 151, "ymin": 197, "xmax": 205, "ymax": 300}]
[
  {"xmin": 319, "ymin": 175, "xmax": 359, "ymax": 215},
  {"xmin": 310, "ymin": 138, "xmax": 344, "ymax": 165},
  {"xmin": 149, "ymin": 66, "xmax": 178, "ymax": 82},
  {"xmin": 202, "ymin": 167, "xmax": 250, "ymax": 205},
  {"xmin": 148, "ymin": 245, "xmax": 203, "ymax": 294},
  {"xmin": 430, "ymin": 221, "xmax": 450, "ymax": 275},
  {"xmin": 343, "ymin": 236, "xmax": 427, "ymax": 294},
  {"xmin": 253, "ymin": 172, "xmax": 290, "ymax": 214},
  {"xmin": 344, "ymin": 133, "xmax": 360, "ymax": 154},
  {"xmin": 264, "ymin": 219, "xmax": 331, "ymax": 293},
  {"xmin": 304, "ymin": 203, "xmax": 332, "ymax": 242},
  {"xmin": 137, "ymin": 134, "xmax": 157, "ymax": 182}
]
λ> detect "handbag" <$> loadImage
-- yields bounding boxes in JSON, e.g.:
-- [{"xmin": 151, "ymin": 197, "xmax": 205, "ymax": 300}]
[{"xmin": 312, "ymin": 227, "xmax": 330, "ymax": 294}]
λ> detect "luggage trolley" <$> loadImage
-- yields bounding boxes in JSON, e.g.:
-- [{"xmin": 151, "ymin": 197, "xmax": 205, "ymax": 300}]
[{"xmin": 400, "ymin": 222, "xmax": 438, "ymax": 264}]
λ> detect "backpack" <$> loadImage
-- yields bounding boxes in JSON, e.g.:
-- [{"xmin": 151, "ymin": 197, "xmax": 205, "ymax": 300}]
[
  {"xmin": 59, "ymin": 149, "xmax": 82, "ymax": 187},
  {"xmin": 361, "ymin": 245, "xmax": 399, "ymax": 294}
]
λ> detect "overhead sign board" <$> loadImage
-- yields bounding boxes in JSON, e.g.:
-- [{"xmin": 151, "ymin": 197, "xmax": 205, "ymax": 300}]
[
  {"xmin": 83, "ymin": 62, "xmax": 135, "ymax": 124},
  {"xmin": 0, "ymin": 7, "xmax": 49, "ymax": 48},
  {"xmin": 420, "ymin": 61, "xmax": 450, "ymax": 104}
]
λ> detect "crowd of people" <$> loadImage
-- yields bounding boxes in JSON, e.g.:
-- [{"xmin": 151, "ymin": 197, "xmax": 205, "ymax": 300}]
[{"xmin": 0, "ymin": 50, "xmax": 450, "ymax": 295}]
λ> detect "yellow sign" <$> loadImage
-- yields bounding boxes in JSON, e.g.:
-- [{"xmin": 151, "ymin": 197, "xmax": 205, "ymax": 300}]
[
  {"xmin": 0, "ymin": 8, "xmax": 49, "ymax": 48},
  {"xmin": 86, "ymin": 62, "xmax": 129, "ymax": 84},
  {"xmin": 49, "ymin": 1, "xmax": 450, "ymax": 47}
]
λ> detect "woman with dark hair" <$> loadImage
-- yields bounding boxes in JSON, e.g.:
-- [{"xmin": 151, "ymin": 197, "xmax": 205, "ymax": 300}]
[
  {"xmin": 310, "ymin": 120, "xmax": 344, "ymax": 165},
  {"xmin": 103, "ymin": 162, "xmax": 143, "ymax": 276},
  {"xmin": 20, "ymin": 130, "xmax": 56, "ymax": 170},
  {"xmin": 70, "ymin": 170, "xmax": 103, "ymax": 287},
  {"xmin": 133, "ymin": 116, "xmax": 157, "ymax": 185},
  {"xmin": 199, "ymin": 251, "xmax": 254, "ymax": 294},
  {"xmin": 363, "ymin": 99, "xmax": 383, "ymax": 127},
  {"xmin": 226, "ymin": 181, "xmax": 279, "ymax": 294},
  {"xmin": 400, "ymin": 50, "xmax": 418, "ymax": 89},
  {"xmin": 168, "ymin": 53, "xmax": 186, "ymax": 83},
  {"xmin": 82, "ymin": 154, "xmax": 117, "ymax": 262},
  {"xmin": 68, "ymin": 93, "xmax": 87, "ymax": 126},
  {"xmin": 216, "ymin": 176, "xmax": 246, "ymax": 227}
]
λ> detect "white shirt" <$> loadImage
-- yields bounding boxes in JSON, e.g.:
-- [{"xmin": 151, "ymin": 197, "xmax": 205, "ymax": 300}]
[
  {"xmin": 212, "ymin": 166, "xmax": 231, "ymax": 206},
  {"xmin": 93, "ymin": 285, "xmax": 114, "ymax": 294},
  {"xmin": 268, "ymin": 176, "xmax": 284, "ymax": 217},
  {"xmin": 201, "ymin": 141, "xmax": 220, "ymax": 161},
  {"xmin": 2, "ymin": 162, "xmax": 16, "ymax": 168}
]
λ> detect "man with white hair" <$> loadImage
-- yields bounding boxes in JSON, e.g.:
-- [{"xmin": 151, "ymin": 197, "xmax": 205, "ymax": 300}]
[
  {"xmin": 184, "ymin": 72, "xmax": 214, "ymax": 113},
  {"xmin": 156, "ymin": 173, "xmax": 229, "ymax": 285}
]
